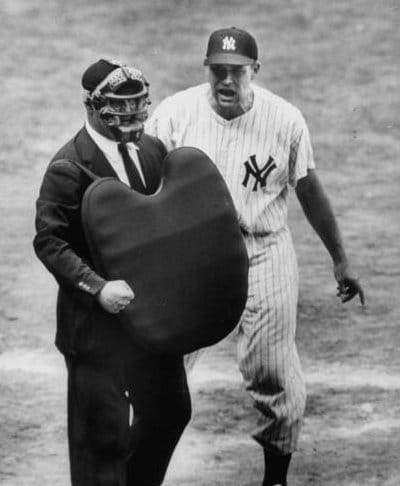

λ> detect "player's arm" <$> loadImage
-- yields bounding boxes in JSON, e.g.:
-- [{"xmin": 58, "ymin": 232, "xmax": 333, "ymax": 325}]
[
  {"xmin": 295, "ymin": 169, "xmax": 365, "ymax": 304},
  {"xmin": 34, "ymin": 160, "xmax": 133, "ymax": 313},
  {"xmin": 145, "ymin": 97, "xmax": 176, "ymax": 151}
]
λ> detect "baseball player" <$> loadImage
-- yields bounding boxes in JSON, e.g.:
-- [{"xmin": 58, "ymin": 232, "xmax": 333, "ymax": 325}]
[{"xmin": 146, "ymin": 27, "xmax": 365, "ymax": 486}]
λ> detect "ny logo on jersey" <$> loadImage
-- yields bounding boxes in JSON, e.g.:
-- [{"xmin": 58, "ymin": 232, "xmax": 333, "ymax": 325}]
[
  {"xmin": 222, "ymin": 36, "xmax": 236, "ymax": 51},
  {"xmin": 242, "ymin": 155, "xmax": 277, "ymax": 192}
]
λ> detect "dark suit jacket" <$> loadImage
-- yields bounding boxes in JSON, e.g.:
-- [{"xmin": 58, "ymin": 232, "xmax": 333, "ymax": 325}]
[{"xmin": 34, "ymin": 126, "xmax": 166, "ymax": 358}]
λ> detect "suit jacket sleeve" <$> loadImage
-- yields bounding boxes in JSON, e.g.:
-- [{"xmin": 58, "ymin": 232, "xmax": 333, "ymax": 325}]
[{"xmin": 34, "ymin": 159, "xmax": 106, "ymax": 299}]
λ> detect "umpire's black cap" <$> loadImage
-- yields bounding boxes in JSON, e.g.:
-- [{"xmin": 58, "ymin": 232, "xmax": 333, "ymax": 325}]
[
  {"xmin": 81, "ymin": 59, "xmax": 121, "ymax": 92},
  {"xmin": 81, "ymin": 59, "xmax": 147, "ymax": 97},
  {"xmin": 204, "ymin": 27, "xmax": 258, "ymax": 65}
]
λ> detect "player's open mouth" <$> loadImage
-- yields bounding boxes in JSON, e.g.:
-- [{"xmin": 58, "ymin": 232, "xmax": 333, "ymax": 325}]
[{"xmin": 217, "ymin": 88, "xmax": 236, "ymax": 101}]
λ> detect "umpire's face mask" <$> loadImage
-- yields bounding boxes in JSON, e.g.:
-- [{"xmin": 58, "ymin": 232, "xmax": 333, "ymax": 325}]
[
  {"xmin": 99, "ymin": 88, "xmax": 151, "ymax": 144},
  {"xmin": 84, "ymin": 66, "xmax": 151, "ymax": 143}
]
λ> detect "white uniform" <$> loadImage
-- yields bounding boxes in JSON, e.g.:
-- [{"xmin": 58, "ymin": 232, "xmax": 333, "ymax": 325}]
[{"xmin": 146, "ymin": 82, "xmax": 315, "ymax": 454}]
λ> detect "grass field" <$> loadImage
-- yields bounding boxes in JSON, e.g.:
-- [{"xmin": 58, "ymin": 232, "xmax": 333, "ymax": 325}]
[{"xmin": 1, "ymin": 0, "xmax": 399, "ymax": 485}]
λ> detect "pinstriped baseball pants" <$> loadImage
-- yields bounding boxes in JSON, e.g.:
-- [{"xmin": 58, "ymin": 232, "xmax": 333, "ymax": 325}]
[{"xmin": 237, "ymin": 226, "xmax": 306, "ymax": 454}]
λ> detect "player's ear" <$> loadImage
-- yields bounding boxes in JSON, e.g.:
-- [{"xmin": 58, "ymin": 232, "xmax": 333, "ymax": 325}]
[{"xmin": 251, "ymin": 61, "xmax": 261, "ymax": 78}]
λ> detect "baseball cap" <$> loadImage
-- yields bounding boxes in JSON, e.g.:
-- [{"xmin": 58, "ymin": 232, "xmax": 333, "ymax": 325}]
[
  {"xmin": 81, "ymin": 59, "xmax": 121, "ymax": 92},
  {"xmin": 204, "ymin": 27, "xmax": 258, "ymax": 66},
  {"xmin": 81, "ymin": 59, "xmax": 148, "ymax": 97}
]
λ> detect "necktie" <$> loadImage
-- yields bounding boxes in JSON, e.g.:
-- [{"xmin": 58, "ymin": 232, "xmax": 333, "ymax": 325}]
[{"xmin": 118, "ymin": 142, "xmax": 147, "ymax": 193}]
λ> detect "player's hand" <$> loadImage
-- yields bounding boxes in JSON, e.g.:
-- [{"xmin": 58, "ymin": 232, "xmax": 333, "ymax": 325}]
[
  {"xmin": 334, "ymin": 262, "xmax": 365, "ymax": 305},
  {"xmin": 96, "ymin": 280, "xmax": 134, "ymax": 314}
]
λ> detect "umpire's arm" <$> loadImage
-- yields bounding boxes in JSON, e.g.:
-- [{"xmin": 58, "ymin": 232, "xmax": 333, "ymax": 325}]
[
  {"xmin": 34, "ymin": 160, "xmax": 106, "ymax": 302},
  {"xmin": 295, "ymin": 169, "xmax": 365, "ymax": 304}
]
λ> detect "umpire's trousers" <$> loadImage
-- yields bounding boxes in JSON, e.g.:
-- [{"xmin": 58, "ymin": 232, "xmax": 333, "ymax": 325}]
[{"xmin": 66, "ymin": 346, "xmax": 191, "ymax": 486}]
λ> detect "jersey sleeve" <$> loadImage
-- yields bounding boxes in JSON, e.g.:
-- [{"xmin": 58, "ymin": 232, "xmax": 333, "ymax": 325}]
[
  {"xmin": 145, "ymin": 97, "xmax": 177, "ymax": 152},
  {"xmin": 288, "ymin": 110, "xmax": 315, "ymax": 187}
]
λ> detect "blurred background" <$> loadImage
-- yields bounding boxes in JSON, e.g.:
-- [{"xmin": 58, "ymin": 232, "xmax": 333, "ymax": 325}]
[{"xmin": 1, "ymin": 0, "xmax": 399, "ymax": 485}]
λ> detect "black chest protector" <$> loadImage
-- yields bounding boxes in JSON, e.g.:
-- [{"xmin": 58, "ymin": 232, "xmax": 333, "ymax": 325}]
[{"xmin": 78, "ymin": 146, "xmax": 249, "ymax": 355}]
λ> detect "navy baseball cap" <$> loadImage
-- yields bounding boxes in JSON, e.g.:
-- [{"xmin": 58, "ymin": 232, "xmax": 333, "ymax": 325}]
[{"xmin": 204, "ymin": 27, "xmax": 258, "ymax": 65}]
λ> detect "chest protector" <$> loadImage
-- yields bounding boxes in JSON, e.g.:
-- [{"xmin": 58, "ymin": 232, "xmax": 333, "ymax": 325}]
[{"xmin": 79, "ymin": 146, "xmax": 248, "ymax": 355}]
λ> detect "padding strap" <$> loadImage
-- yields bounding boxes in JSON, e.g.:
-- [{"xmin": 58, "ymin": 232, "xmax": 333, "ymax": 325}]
[{"xmin": 65, "ymin": 159, "xmax": 100, "ymax": 181}]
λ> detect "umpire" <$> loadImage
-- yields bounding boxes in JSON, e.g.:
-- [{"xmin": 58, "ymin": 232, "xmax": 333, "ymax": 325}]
[{"xmin": 33, "ymin": 59, "xmax": 191, "ymax": 486}]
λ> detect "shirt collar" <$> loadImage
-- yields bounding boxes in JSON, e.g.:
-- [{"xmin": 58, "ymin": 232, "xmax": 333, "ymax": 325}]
[{"xmin": 85, "ymin": 119, "xmax": 139, "ymax": 157}]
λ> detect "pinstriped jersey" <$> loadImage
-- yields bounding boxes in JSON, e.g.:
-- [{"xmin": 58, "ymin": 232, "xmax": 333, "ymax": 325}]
[{"xmin": 146, "ymin": 83, "xmax": 315, "ymax": 235}]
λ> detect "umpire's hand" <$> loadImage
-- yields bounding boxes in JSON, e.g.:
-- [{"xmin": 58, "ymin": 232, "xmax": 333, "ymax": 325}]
[
  {"xmin": 334, "ymin": 262, "xmax": 365, "ymax": 305},
  {"xmin": 96, "ymin": 280, "xmax": 135, "ymax": 314}
]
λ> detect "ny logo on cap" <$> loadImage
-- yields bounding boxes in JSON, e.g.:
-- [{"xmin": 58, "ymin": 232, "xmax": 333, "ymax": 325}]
[{"xmin": 222, "ymin": 36, "xmax": 236, "ymax": 51}]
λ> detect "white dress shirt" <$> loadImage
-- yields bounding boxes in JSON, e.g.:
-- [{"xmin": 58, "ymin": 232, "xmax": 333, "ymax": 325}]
[{"xmin": 85, "ymin": 120, "xmax": 146, "ymax": 187}]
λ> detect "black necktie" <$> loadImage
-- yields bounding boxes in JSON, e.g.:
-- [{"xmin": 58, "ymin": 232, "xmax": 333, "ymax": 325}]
[{"xmin": 118, "ymin": 142, "xmax": 147, "ymax": 193}]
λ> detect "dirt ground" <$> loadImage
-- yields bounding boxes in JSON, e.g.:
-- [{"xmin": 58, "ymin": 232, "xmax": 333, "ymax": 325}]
[{"xmin": 1, "ymin": 0, "xmax": 400, "ymax": 485}]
